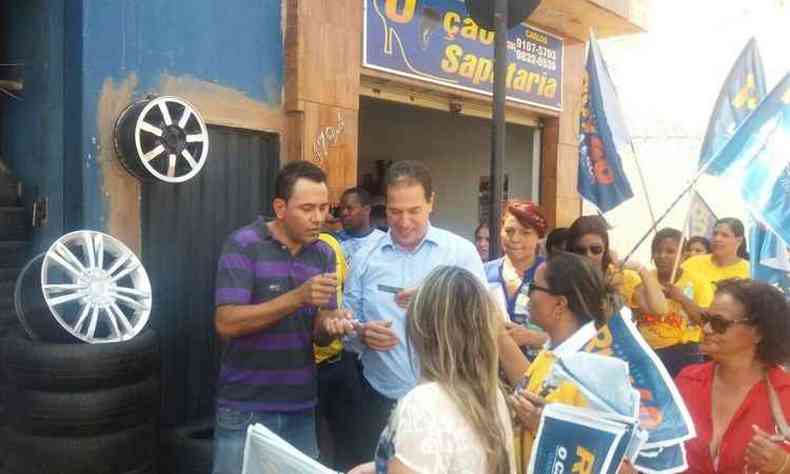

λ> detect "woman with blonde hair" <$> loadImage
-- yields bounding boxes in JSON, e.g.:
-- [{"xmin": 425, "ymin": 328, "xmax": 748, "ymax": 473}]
[{"xmin": 350, "ymin": 266, "xmax": 516, "ymax": 474}]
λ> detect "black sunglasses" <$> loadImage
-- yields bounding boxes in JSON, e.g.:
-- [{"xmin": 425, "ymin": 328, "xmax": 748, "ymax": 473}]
[
  {"xmin": 572, "ymin": 244, "xmax": 605, "ymax": 256},
  {"xmin": 700, "ymin": 312, "xmax": 752, "ymax": 334},
  {"xmin": 528, "ymin": 282, "xmax": 560, "ymax": 296}
]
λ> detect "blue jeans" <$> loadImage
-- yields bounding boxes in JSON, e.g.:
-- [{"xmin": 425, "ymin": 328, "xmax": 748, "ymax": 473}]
[{"xmin": 211, "ymin": 406, "xmax": 318, "ymax": 474}]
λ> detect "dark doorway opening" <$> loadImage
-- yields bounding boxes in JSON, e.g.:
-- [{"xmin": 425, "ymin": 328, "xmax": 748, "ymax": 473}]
[{"xmin": 142, "ymin": 126, "xmax": 279, "ymax": 427}]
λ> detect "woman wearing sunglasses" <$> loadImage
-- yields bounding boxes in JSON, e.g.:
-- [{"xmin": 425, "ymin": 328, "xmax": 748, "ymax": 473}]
[
  {"xmin": 566, "ymin": 215, "xmax": 667, "ymax": 315},
  {"xmin": 484, "ymin": 200, "xmax": 549, "ymax": 360},
  {"xmin": 682, "ymin": 218, "xmax": 750, "ymax": 285},
  {"xmin": 509, "ymin": 252, "xmax": 636, "ymax": 473},
  {"xmin": 676, "ymin": 279, "xmax": 790, "ymax": 474},
  {"xmin": 633, "ymin": 228, "xmax": 714, "ymax": 377}
]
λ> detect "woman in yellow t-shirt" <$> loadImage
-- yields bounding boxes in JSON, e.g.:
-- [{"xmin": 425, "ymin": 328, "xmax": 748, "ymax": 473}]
[
  {"xmin": 633, "ymin": 228, "xmax": 714, "ymax": 377},
  {"xmin": 681, "ymin": 217, "xmax": 750, "ymax": 284}
]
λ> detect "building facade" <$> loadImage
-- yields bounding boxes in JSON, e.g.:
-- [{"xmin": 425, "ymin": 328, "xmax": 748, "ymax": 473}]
[{"xmin": 0, "ymin": 0, "xmax": 646, "ymax": 425}]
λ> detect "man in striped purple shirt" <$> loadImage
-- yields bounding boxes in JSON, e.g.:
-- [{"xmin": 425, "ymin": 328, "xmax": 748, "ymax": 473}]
[{"xmin": 211, "ymin": 161, "xmax": 355, "ymax": 474}]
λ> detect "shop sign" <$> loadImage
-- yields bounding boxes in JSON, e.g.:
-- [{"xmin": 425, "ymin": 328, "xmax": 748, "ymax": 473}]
[{"xmin": 363, "ymin": 0, "xmax": 564, "ymax": 111}]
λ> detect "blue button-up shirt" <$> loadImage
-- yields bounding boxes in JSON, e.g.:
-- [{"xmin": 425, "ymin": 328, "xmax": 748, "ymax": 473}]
[{"xmin": 343, "ymin": 225, "xmax": 486, "ymax": 400}]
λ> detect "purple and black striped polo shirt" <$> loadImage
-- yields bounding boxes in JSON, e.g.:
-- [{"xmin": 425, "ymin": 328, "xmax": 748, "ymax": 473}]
[{"xmin": 214, "ymin": 217, "xmax": 336, "ymax": 413}]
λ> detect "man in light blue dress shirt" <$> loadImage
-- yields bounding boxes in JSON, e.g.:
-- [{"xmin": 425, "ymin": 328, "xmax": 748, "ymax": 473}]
[{"xmin": 342, "ymin": 160, "xmax": 486, "ymax": 457}]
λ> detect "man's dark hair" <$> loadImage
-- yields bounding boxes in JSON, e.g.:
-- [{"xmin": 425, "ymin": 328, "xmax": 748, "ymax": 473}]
[
  {"xmin": 544, "ymin": 252, "xmax": 610, "ymax": 328},
  {"xmin": 341, "ymin": 187, "xmax": 372, "ymax": 207},
  {"xmin": 715, "ymin": 279, "xmax": 790, "ymax": 366},
  {"xmin": 545, "ymin": 227, "xmax": 569, "ymax": 256},
  {"xmin": 274, "ymin": 161, "xmax": 327, "ymax": 201},
  {"xmin": 384, "ymin": 160, "xmax": 433, "ymax": 201},
  {"xmin": 650, "ymin": 228, "xmax": 683, "ymax": 256}
]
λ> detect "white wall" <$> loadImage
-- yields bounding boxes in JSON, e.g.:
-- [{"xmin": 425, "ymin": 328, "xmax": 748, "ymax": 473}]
[{"xmin": 358, "ymin": 97, "xmax": 536, "ymax": 240}]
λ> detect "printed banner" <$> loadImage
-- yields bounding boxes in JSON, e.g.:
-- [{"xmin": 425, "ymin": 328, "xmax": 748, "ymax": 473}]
[
  {"xmin": 635, "ymin": 444, "xmax": 688, "ymax": 474},
  {"xmin": 363, "ymin": 0, "xmax": 564, "ymax": 111},
  {"xmin": 529, "ymin": 404, "xmax": 632, "ymax": 474},
  {"xmin": 583, "ymin": 310, "xmax": 695, "ymax": 449}
]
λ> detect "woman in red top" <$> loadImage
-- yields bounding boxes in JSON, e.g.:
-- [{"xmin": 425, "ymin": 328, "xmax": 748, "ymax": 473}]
[{"xmin": 676, "ymin": 279, "xmax": 790, "ymax": 473}]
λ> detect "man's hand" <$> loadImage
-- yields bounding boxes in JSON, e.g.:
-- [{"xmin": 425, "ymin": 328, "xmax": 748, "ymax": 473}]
[
  {"xmin": 360, "ymin": 320, "xmax": 399, "ymax": 351},
  {"xmin": 322, "ymin": 309, "xmax": 357, "ymax": 337},
  {"xmin": 505, "ymin": 321, "xmax": 548, "ymax": 348},
  {"xmin": 298, "ymin": 273, "xmax": 337, "ymax": 307},
  {"xmin": 395, "ymin": 287, "xmax": 418, "ymax": 309}
]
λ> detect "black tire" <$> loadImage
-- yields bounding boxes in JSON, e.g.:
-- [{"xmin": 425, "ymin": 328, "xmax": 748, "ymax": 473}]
[
  {"xmin": 0, "ymin": 173, "xmax": 18, "ymax": 207},
  {"xmin": 0, "ymin": 296, "xmax": 14, "ymax": 326},
  {"xmin": 2, "ymin": 422, "xmax": 157, "ymax": 474},
  {"xmin": 0, "ymin": 312, "xmax": 16, "ymax": 335},
  {"xmin": 3, "ymin": 329, "xmax": 159, "ymax": 391},
  {"xmin": 0, "ymin": 278, "xmax": 12, "ymax": 300},
  {"xmin": 0, "ymin": 383, "xmax": 7, "ymax": 423},
  {"xmin": 0, "ymin": 207, "xmax": 26, "ymax": 241},
  {"xmin": 0, "ymin": 267, "xmax": 20, "ymax": 283},
  {"xmin": 0, "ymin": 242, "xmax": 28, "ymax": 267},
  {"xmin": 7, "ymin": 374, "xmax": 160, "ymax": 436},
  {"xmin": 161, "ymin": 418, "xmax": 214, "ymax": 474}
]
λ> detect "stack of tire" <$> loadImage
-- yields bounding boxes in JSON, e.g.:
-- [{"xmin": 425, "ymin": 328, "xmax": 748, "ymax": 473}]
[
  {"xmin": 1, "ymin": 330, "xmax": 161, "ymax": 474},
  {"xmin": 161, "ymin": 418, "xmax": 215, "ymax": 474},
  {"xmin": 0, "ymin": 169, "xmax": 28, "ymax": 470}
]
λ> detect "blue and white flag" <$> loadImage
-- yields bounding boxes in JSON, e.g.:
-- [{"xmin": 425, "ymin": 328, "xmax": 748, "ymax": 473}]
[
  {"xmin": 529, "ymin": 404, "xmax": 637, "ymax": 474},
  {"xmin": 578, "ymin": 34, "xmax": 634, "ymax": 212},
  {"xmin": 750, "ymin": 219, "xmax": 790, "ymax": 295},
  {"xmin": 583, "ymin": 310, "xmax": 695, "ymax": 450},
  {"xmin": 710, "ymin": 73, "xmax": 790, "ymax": 245},
  {"xmin": 635, "ymin": 444, "xmax": 688, "ymax": 474},
  {"xmin": 700, "ymin": 38, "xmax": 767, "ymax": 174},
  {"xmin": 687, "ymin": 191, "xmax": 717, "ymax": 240}
]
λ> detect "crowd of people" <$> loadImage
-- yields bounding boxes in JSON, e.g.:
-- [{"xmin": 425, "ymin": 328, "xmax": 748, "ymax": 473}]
[{"xmin": 211, "ymin": 159, "xmax": 790, "ymax": 474}]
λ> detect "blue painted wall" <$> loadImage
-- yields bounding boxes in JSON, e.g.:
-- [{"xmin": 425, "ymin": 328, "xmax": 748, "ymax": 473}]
[
  {"xmin": 2, "ymin": 0, "xmax": 284, "ymax": 244},
  {"xmin": 80, "ymin": 0, "xmax": 284, "ymax": 230},
  {"xmin": 1, "ymin": 1, "xmax": 67, "ymax": 252}
]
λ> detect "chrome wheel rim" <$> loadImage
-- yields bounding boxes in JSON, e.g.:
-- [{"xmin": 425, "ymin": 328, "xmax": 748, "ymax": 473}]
[
  {"xmin": 39, "ymin": 231, "xmax": 152, "ymax": 343},
  {"xmin": 133, "ymin": 96, "xmax": 209, "ymax": 183}
]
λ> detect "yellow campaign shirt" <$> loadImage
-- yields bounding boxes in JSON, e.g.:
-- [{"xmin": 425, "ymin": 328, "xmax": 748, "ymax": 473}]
[
  {"xmin": 608, "ymin": 266, "xmax": 642, "ymax": 308},
  {"xmin": 637, "ymin": 269, "xmax": 715, "ymax": 349},
  {"xmin": 516, "ymin": 351, "xmax": 590, "ymax": 472},
  {"xmin": 681, "ymin": 254, "xmax": 750, "ymax": 286},
  {"xmin": 314, "ymin": 233, "xmax": 348, "ymax": 364}
]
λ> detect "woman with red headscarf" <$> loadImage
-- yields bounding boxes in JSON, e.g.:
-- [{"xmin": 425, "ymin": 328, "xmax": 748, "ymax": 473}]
[{"xmin": 484, "ymin": 200, "xmax": 549, "ymax": 359}]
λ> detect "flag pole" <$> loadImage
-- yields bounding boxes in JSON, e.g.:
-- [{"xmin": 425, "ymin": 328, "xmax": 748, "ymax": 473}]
[
  {"xmin": 630, "ymin": 141, "xmax": 659, "ymax": 230},
  {"xmin": 669, "ymin": 200, "xmax": 694, "ymax": 283},
  {"xmin": 620, "ymin": 152, "xmax": 720, "ymax": 266}
]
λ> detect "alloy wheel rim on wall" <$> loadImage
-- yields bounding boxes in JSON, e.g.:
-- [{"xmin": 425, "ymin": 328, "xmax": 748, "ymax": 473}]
[
  {"xmin": 15, "ymin": 231, "xmax": 152, "ymax": 343},
  {"xmin": 114, "ymin": 96, "xmax": 209, "ymax": 183}
]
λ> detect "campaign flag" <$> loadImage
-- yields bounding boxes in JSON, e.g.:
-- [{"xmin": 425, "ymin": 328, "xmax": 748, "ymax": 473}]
[
  {"xmin": 687, "ymin": 191, "xmax": 718, "ymax": 240},
  {"xmin": 750, "ymin": 220, "xmax": 790, "ymax": 295},
  {"xmin": 583, "ymin": 310, "xmax": 695, "ymax": 450},
  {"xmin": 577, "ymin": 34, "xmax": 634, "ymax": 212},
  {"xmin": 709, "ymin": 73, "xmax": 790, "ymax": 244},
  {"xmin": 529, "ymin": 404, "xmax": 633, "ymax": 474},
  {"xmin": 700, "ymin": 38, "xmax": 767, "ymax": 174},
  {"xmin": 242, "ymin": 424, "xmax": 338, "ymax": 474},
  {"xmin": 635, "ymin": 444, "xmax": 688, "ymax": 474}
]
